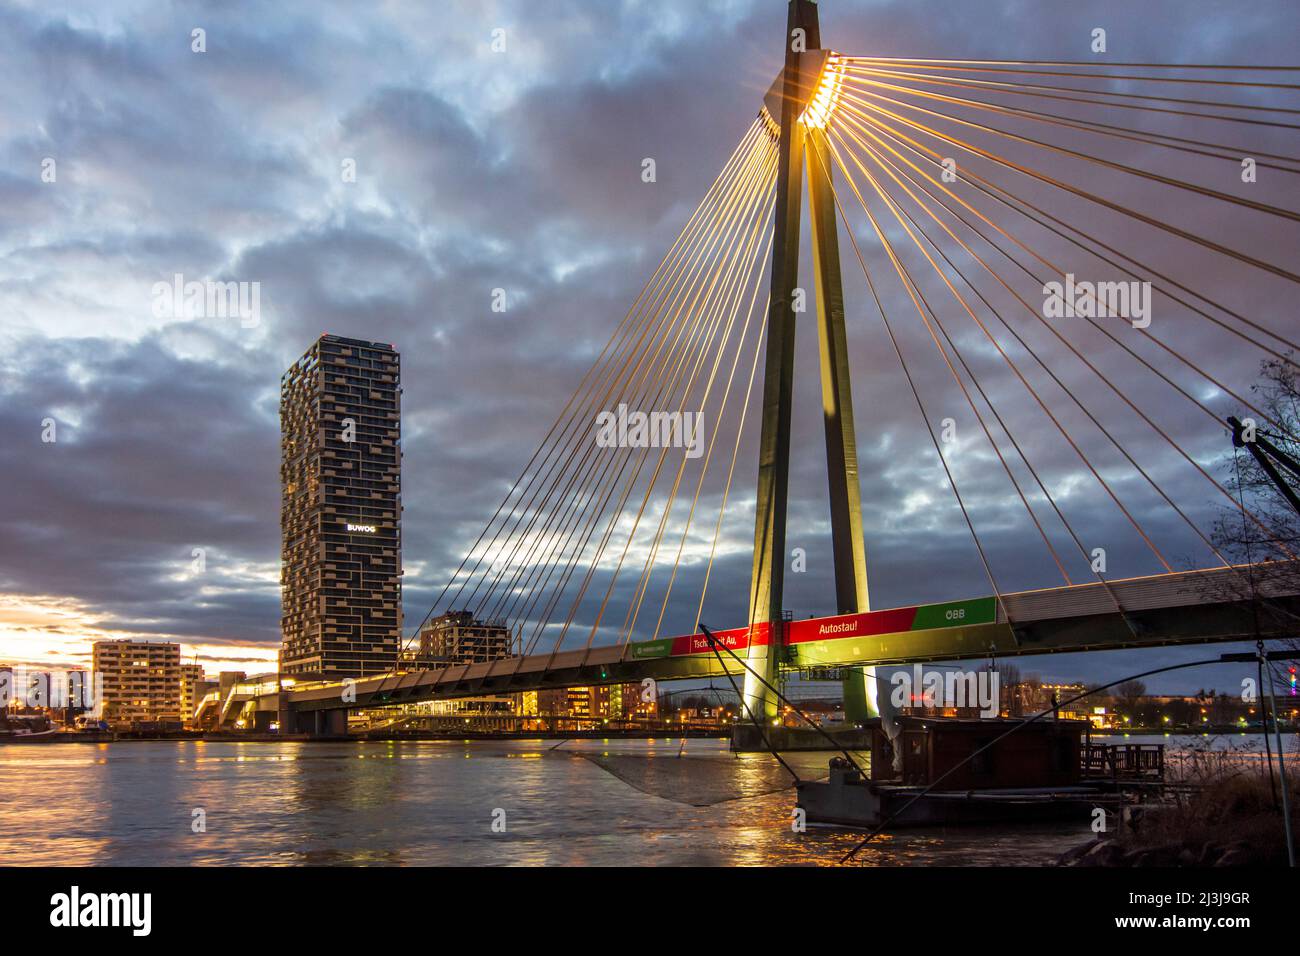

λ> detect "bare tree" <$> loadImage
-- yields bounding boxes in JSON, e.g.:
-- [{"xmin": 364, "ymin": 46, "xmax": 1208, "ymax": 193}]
[
  {"xmin": 1209, "ymin": 352, "xmax": 1300, "ymax": 686},
  {"xmin": 1212, "ymin": 354, "xmax": 1300, "ymax": 566},
  {"xmin": 1116, "ymin": 679, "xmax": 1147, "ymax": 703}
]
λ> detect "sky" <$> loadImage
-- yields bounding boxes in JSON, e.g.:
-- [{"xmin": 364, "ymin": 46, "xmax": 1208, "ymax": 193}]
[{"xmin": 1, "ymin": 0, "xmax": 1297, "ymax": 694}]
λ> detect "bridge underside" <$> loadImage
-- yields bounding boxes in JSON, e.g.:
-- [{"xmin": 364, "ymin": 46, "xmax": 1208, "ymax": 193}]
[{"xmin": 280, "ymin": 564, "xmax": 1300, "ymax": 716}]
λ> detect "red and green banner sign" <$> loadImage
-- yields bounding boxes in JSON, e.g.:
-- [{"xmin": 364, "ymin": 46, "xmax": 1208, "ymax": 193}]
[
  {"xmin": 627, "ymin": 596, "xmax": 996, "ymax": 661},
  {"xmin": 627, "ymin": 622, "xmax": 767, "ymax": 660}
]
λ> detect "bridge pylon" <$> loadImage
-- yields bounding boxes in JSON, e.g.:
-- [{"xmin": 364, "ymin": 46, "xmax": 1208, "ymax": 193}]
[{"xmin": 741, "ymin": 0, "xmax": 895, "ymax": 742}]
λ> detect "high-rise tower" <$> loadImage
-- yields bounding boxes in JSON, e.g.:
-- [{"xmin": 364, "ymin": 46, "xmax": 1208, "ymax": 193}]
[{"xmin": 279, "ymin": 333, "xmax": 402, "ymax": 680}]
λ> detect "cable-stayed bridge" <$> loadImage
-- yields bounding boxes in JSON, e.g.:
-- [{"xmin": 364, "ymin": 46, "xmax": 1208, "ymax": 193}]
[{"xmin": 278, "ymin": 0, "xmax": 1300, "ymax": 735}]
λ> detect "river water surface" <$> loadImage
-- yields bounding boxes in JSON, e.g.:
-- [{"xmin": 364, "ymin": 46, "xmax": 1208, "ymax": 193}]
[{"xmin": 0, "ymin": 735, "xmax": 1290, "ymax": 866}]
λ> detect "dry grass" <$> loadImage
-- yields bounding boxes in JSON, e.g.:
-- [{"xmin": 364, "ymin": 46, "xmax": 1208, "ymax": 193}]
[{"xmin": 1123, "ymin": 739, "xmax": 1298, "ymax": 865}]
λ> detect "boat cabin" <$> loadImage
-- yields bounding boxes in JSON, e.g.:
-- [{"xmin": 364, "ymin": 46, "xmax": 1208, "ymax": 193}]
[{"xmin": 870, "ymin": 716, "xmax": 1087, "ymax": 790}]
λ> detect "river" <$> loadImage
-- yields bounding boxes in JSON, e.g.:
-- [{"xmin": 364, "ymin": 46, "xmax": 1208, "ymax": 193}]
[{"xmin": 1, "ymin": 734, "xmax": 1293, "ymax": 866}]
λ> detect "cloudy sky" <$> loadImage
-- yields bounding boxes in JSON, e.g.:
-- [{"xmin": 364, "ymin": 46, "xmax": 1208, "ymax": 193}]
[{"xmin": 2, "ymin": 0, "xmax": 1297, "ymax": 693}]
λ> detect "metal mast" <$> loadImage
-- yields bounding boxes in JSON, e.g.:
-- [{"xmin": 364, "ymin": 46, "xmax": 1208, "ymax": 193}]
[
  {"xmin": 742, "ymin": 0, "xmax": 820, "ymax": 729},
  {"xmin": 743, "ymin": 0, "xmax": 888, "ymax": 741}
]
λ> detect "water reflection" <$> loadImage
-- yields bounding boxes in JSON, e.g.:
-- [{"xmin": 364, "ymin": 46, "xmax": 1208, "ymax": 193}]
[{"xmin": 3, "ymin": 735, "xmax": 1287, "ymax": 866}]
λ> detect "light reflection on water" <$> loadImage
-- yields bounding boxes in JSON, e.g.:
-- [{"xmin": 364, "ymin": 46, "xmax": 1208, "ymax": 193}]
[{"xmin": 9, "ymin": 735, "xmax": 1282, "ymax": 866}]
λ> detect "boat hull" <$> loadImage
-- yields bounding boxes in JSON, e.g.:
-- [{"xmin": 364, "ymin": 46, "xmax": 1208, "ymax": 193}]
[
  {"xmin": 0, "ymin": 729, "xmax": 63, "ymax": 744},
  {"xmin": 798, "ymin": 774, "xmax": 1100, "ymax": 828}
]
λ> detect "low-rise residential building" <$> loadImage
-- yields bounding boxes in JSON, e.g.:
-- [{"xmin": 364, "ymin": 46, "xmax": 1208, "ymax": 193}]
[{"xmin": 92, "ymin": 640, "xmax": 183, "ymax": 726}]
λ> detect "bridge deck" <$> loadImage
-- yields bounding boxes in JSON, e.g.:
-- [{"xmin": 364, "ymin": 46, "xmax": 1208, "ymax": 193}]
[{"xmin": 284, "ymin": 562, "xmax": 1299, "ymax": 712}]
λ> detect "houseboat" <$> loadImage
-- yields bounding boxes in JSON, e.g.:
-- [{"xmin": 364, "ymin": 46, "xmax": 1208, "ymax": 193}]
[
  {"xmin": 0, "ymin": 714, "xmax": 61, "ymax": 743},
  {"xmin": 797, "ymin": 716, "xmax": 1161, "ymax": 828}
]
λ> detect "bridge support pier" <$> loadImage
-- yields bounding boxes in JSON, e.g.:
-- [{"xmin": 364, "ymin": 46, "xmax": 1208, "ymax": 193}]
[{"xmin": 277, "ymin": 701, "xmax": 348, "ymax": 737}]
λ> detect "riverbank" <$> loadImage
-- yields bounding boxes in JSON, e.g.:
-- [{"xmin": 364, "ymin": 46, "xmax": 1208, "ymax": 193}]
[{"xmin": 1057, "ymin": 766, "xmax": 1298, "ymax": 866}]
